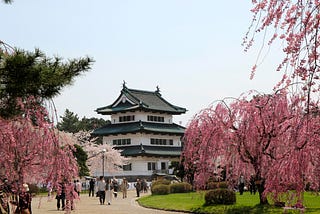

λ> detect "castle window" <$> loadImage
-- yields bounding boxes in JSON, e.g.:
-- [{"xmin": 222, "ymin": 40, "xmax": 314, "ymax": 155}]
[
  {"xmin": 161, "ymin": 162, "xmax": 167, "ymax": 170},
  {"xmin": 147, "ymin": 115, "xmax": 164, "ymax": 122},
  {"xmin": 113, "ymin": 138, "xmax": 131, "ymax": 145},
  {"xmin": 150, "ymin": 138, "xmax": 173, "ymax": 145},
  {"xmin": 123, "ymin": 163, "xmax": 132, "ymax": 171},
  {"xmin": 147, "ymin": 162, "xmax": 156, "ymax": 171},
  {"xmin": 119, "ymin": 115, "xmax": 135, "ymax": 122}
]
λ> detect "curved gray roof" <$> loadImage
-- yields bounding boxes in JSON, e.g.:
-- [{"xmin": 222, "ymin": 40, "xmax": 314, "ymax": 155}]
[
  {"xmin": 92, "ymin": 121, "xmax": 185, "ymax": 136},
  {"xmin": 96, "ymin": 86, "xmax": 187, "ymax": 115}
]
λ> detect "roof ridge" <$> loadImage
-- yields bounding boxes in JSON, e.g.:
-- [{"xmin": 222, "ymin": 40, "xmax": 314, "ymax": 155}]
[
  {"xmin": 125, "ymin": 87, "xmax": 158, "ymax": 94},
  {"xmin": 125, "ymin": 87, "xmax": 185, "ymax": 111}
]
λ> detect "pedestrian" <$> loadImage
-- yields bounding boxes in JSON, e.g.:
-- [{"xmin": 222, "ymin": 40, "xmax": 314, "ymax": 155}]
[
  {"xmin": 112, "ymin": 178, "xmax": 118, "ymax": 198},
  {"xmin": 12, "ymin": 183, "xmax": 32, "ymax": 214},
  {"xmin": 75, "ymin": 180, "xmax": 81, "ymax": 196},
  {"xmin": 134, "ymin": 179, "xmax": 141, "ymax": 197},
  {"xmin": 65, "ymin": 181, "xmax": 76, "ymax": 211},
  {"xmin": 142, "ymin": 179, "xmax": 148, "ymax": 193},
  {"xmin": 106, "ymin": 179, "xmax": 112, "ymax": 205},
  {"xmin": 0, "ymin": 178, "xmax": 11, "ymax": 214},
  {"xmin": 46, "ymin": 182, "xmax": 53, "ymax": 201},
  {"xmin": 238, "ymin": 175, "xmax": 245, "ymax": 195},
  {"xmin": 89, "ymin": 178, "xmax": 95, "ymax": 197},
  {"xmin": 97, "ymin": 176, "xmax": 106, "ymax": 205},
  {"xmin": 120, "ymin": 178, "xmax": 128, "ymax": 199},
  {"xmin": 55, "ymin": 183, "xmax": 65, "ymax": 211},
  {"xmin": 249, "ymin": 174, "xmax": 256, "ymax": 195}
]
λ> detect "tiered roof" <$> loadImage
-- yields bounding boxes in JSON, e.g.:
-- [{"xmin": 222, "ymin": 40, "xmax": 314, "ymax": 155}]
[
  {"xmin": 96, "ymin": 85, "xmax": 186, "ymax": 115},
  {"xmin": 92, "ymin": 121, "xmax": 185, "ymax": 136},
  {"xmin": 118, "ymin": 144, "xmax": 182, "ymax": 157}
]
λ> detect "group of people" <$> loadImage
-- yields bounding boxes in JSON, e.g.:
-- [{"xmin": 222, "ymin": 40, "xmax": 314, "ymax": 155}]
[
  {"xmin": 0, "ymin": 176, "xmax": 153, "ymax": 213},
  {"xmin": 133, "ymin": 178, "xmax": 148, "ymax": 197},
  {"xmin": 55, "ymin": 179, "xmax": 82, "ymax": 211},
  {"xmin": 0, "ymin": 178, "xmax": 32, "ymax": 214},
  {"xmin": 94, "ymin": 176, "xmax": 149, "ymax": 205},
  {"xmin": 238, "ymin": 174, "xmax": 257, "ymax": 195},
  {"xmin": 96, "ymin": 176, "xmax": 128, "ymax": 205}
]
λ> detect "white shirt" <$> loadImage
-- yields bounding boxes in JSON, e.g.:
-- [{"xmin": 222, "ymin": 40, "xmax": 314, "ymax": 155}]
[{"xmin": 97, "ymin": 180, "xmax": 106, "ymax": 191}]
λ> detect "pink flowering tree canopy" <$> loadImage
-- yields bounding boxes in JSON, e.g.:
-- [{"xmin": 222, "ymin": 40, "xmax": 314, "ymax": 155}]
[
  {"xmin": 183, "ymin": 90, "xmax": 320, "ymax": 206},
  {"xmin": 0, "ymin": 47, "xmax": 93, "ymax": 206},
  {"xmin": 0, "ymin": 99, "xmax": 79, "ymax": 190},
  {"xmin": 244, "ymin": 0, "xmax": 320, "ymax": 111},
  {"xmin": 74, "ymin": 131, "xmax": 129, "ymax": 176}
]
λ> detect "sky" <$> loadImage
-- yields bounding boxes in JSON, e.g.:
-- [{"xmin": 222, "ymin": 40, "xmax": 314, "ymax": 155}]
[{"xmin": 1, "ymin": 1, "xmax": 284, "ymax": 126}]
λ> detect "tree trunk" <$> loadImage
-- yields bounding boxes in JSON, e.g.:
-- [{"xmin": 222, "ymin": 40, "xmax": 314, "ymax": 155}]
[{"xmin": 256, "ymin": 179, "xmax": 268, "ymax": 205}]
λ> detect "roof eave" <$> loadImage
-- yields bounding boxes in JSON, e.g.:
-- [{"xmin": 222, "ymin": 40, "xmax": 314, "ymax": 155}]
[{"xmin": 92, "ymin": 129, "xmax": 185, "ymax": 136}]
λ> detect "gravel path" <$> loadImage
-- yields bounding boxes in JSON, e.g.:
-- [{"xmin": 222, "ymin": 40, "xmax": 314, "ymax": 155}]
[{"xmin": 30, "ymin": 190, "xmax": 184, "ymax": 214}]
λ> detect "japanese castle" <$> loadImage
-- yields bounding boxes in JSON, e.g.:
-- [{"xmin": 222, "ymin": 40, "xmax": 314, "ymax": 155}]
[{"xmin": 92, "ymin": 83, "xmax": 186, "ymax": 181}]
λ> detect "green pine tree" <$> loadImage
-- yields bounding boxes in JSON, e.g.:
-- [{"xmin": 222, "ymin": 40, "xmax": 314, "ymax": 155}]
[
  {"xmin": 73, "ymin": 144, "xmax": 90, "ymax": 177},
  {"xmin": 0, "ymin": 48, "xmax": 93, "ymax": 118},
  {"xmin": 57, "ymin": 109, "xmax": 80, "ymax": 133}
]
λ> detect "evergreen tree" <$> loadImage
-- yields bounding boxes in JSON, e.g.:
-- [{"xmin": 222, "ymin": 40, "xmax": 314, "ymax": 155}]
[
  {"xmin": 78, "ymin": 117, "xmax": 110, "ymax": 131},
  {"xmin": 0, "ymin": 49, "xmax": 93, "ymax": 118},
  {"xmin": 57, "ymin": 109, "xmax": 80, "ymax": 133},
  {"xmin": 73, "ymin": 144, "xmax": 90, "ymax": 177},
  {"xmin": 57, "ymin": 109, "xmax": 110, "ymax": 133}
]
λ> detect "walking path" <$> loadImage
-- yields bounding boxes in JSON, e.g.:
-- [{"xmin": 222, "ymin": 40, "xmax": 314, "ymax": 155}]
[{"xmin": 31, "ymin": 190, "xmax": 183, "ymax": 214}]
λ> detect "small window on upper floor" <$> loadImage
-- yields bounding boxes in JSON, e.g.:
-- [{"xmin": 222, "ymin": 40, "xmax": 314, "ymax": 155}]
[
  {"xmin": 147, "ymin": 162, "xmax": 156, "ymax": 171},
  {"xmin": 150, "ymin": 138, "xmax": 173, "ymax": 146},
  {"xmin": 123, "ymin": 163, "xmax": 132, "ymax": 171},
  {"xmin": 119, "ymin": 115, "xmax": 135, "ymax": 122},
  {"xmin": 147, "ymin": 115, "xmax": 164, "ymax": 122},
  {"xmin": 113, "ymin": 138, "xmax": 131, "ymax": 145}
]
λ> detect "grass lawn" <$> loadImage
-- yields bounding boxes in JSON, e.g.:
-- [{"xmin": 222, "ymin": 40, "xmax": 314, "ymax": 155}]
[{"xmin": 138, "ymin": 191, "xmax": 320, "ymax": 214}]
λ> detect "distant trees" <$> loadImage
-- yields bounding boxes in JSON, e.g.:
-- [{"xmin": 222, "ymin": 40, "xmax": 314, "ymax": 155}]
[
  {"xmin": 57, "ymin": 109, "xmax": 80, "ymax": 133},
  {"xmin": 57, "ymin": 109, "xmax": 125, "ymax": 177},
  {"xmin": 2, "ymin": 0, "xmax": 12, "ymax": 4},
  {"xmin": 57, "ymin": 109, "xmax": 110, "ymax": 133},
  {"xmin": 74, "ymin": 131, "xmax": 129, "ymax": 176},
  {"xmin": 73, "ymin": 144, "xmax": 90, "ymax": 177}
]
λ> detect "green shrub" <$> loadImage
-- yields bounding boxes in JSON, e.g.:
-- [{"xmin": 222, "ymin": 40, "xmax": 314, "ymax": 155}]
[
  {"xmin": 28, "ymin": 183, "xmax": 40, "ymax": 194},
  {"xmin": 170, "ymin": 182, "xmax": 193, "ymax": 193},
  {"xmin": 206, "ymin": 181, "xmax": 228, "ymax": 190},
  {"xmin": 151, "ymin": 184, "xmax": 170, "ymax": 195},
  {"xmin": 204, "ymin": 189, "xmax": 236, "ymax": 205},
  {"xmin": 152, "ymin": 179, "xmax": 171, "ymax": 187}
]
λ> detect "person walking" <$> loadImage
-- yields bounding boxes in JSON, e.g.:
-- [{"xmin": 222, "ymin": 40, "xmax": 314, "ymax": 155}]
[
  {"xmin": 238, "ymin": 175, "xmax": 245, "ymax": 195},
  {"xmin": 134, "ymin": 179, "xmax": 141, "ymax": 197},
  {"xmin": 111, "ymin": 178, "xmax": 118, "ymax": 198},
  {"xmin": 249, "ymin": 174, "xmax": 256, "ymax": 195},
  {"xmin": 12, "ymin": 183, "xmax": 32, "ymax": 214},
  {"xmin": 55, "ymin": 183, "xmax": 65, "ymax": 211},
  {"xmin": 65, "ymin": 181, "xmax": 76, "ymax": 211},
  {"xmin": 142, "ymin": 179, "xmax": 148, "ymax": 193},
  {"xmin": 89, "ymin": 178, "xmax": 95, "ymax": 197},
  {"xmin": 97, "ymin": 176, "xmax": 106, "ymax": 205},
  {"xmin": 75, "ymin": 180, "xmax": 82, "ymax": 196},
  {"xmin": 106, "ymin": 179, "xmax": 112, "ymax": 205},
  {"xmin": 120, "ymin": 178, "xmax": 128, "ymax": 199},
  {"xmin": 0, "ymin": 178, "xmax": 11, "ymax": 214}
]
